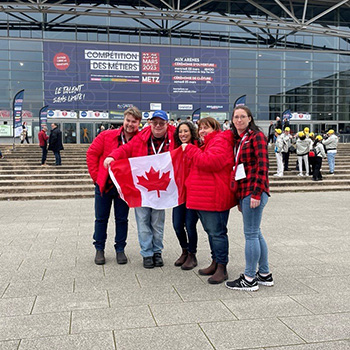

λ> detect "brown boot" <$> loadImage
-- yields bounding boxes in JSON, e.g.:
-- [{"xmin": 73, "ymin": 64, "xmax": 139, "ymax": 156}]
[
  {"xmin": 208, "ymin": 264, "xmax": 228, "ymax": 284},
  {"xmin": 174, "ymin": 248, "xmax": 188, "ymax": 266},
  {"xmin": 198, "ymin": 260, "xmax": 217, "ymax": 276},
  {"xmin": 181, "ymin": 252, "xmax": 197, "ymax": 270}
]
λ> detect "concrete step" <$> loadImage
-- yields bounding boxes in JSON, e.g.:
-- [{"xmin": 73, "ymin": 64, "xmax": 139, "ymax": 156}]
[
  {"xmin": 271, "ymin": 185, "xmax": 350, "ymax": 193},
  {"xmin": 0, "ymin": 191, "xmax": 94, "ymax": 201},
  {"xmin": 0, "ymin": 184, "xmax": 94, "ymax": 194},
  {"xmin": 0, "ymin": 174, "xmax": 90, "ymax": 181}
]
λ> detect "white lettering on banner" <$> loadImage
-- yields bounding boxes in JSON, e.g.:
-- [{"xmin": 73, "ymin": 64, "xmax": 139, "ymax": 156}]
[
  {"xmin": 85, "ymin": 50, "xmax": 139, "ymax": 61},
  {"xmin": 178, "ymin": 104, "xmax": 193, "ymax": 110},
  {"xmin": 53, "ymin": 84, "xmax": 86, "ymax": 104},
  {"xmin": 90, "ymin": 61, "xmax": 139, "ymax": 71}
]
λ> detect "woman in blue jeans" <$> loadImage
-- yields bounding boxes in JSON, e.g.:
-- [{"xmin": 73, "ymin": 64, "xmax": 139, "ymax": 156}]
[
  {"xmin": 225, "ymin": 106, "xmax": 274, "ymax": 291},
  {"xmin": 172, "ymin": 121, "xmax": 200, "ymax": 270}
]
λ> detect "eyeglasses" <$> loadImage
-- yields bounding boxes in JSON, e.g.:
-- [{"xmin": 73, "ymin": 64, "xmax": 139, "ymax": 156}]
[{"xmin": 151, "ymin": 121, "xmax": 167, "ymax": 127}]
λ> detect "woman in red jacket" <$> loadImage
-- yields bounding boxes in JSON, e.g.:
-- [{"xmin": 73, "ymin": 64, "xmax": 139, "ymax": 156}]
[
  {"xmin": 182, "ymin": 117, "xmax": 235, "ymax": 284},
  {"xmin": 173, "ymin": 121, "xmax": 200, "ymax": 270},
  {"xmin": 225, "ymin": 106, "xmax": 273, "ymax": 292}
]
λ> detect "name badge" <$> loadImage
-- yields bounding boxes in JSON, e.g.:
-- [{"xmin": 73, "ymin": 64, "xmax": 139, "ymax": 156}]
[{"xmin": 235, "ymin": 163, "xmax": 246, "ymax": 180}]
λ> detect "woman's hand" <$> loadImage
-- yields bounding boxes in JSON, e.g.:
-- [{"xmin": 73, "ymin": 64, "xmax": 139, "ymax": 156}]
[
  {"xmin": 181, "ymin": 143, "xmax": 188, "ymax": 151},
  {"xmin": 103, "ymin": 157, "xmax": 114, "ymax": 168},
  {"xmin": 250, "ymin": 198, "xmax": 261, "ymax": 209}
]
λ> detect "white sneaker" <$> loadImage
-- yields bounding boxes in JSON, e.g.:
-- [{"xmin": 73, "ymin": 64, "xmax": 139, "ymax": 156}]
[{"xmin": 297, "ymin": 173, "xmax": 304, "ymax": 177}]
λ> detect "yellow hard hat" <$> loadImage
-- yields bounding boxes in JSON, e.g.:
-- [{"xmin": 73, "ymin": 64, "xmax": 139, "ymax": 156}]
[
  {"xmin": 298, "ymin": 131, "xmax": 305, "ymax": 138},
  {"xmin": 304, "ymin": 127, "xmax": 309, "ymax": 133},
  {"xmin": 327, "ymin": 129, "xmax": 335, "ymax": 134},
  {"xmin": 284, "ymin": 127, "xmax": 290, "ymax": 132},
  {"xmin": 309, "ymin": 132, "xmax": 314, "ymax": 137},
  {"xmin": 316, "ymin": 135, "xmax": 323, "ymax": 141},
  {"xmin": 275, "ymin": 128, "xmax": 282, "ymax": 134}
]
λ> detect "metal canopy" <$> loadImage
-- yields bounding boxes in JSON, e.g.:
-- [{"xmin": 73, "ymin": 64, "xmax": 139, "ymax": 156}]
[{"xmin": 1, "ymin": 0, "xmax": 350, "ymax": 48}]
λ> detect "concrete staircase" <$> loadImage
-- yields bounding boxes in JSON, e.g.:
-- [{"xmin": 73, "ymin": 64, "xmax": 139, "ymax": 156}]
[{"xmin": 0, "ymin": 143, "xmax": 349, "ymax": 200}]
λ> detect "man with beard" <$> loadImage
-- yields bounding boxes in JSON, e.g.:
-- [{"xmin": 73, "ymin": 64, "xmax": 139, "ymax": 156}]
[{"xmin": 87, "ymin": 107, "xmax": 142, "ymax": 265}]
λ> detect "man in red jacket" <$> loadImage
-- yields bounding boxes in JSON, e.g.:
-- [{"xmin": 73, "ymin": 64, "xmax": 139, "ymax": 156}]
[
  {"xmin": 38, "ymin": 126, "xmax": 49, "ymax": 166},
  {"xmin": 87, "ymin": 107, "xmax": 141, "ymax": 265},
  {"xmin": 104, "ymin": 110, "xmax": 176, "ymax": 269}
]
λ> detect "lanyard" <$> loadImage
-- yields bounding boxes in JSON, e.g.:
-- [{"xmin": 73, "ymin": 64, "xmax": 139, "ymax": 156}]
[
  {"xmin": 121, "ymin": 133, "xmax": 126, "ymax": 145},
  {"xmin": 151, "ymin": 139, "xmax": 165, "ymax": 155},
  {"xmin": 234, "ymin": 132, "xmax": 248, "ymax": 163}
]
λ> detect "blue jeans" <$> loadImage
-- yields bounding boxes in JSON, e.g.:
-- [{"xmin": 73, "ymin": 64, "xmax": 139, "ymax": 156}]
[
  {"xmin": 240, "ymin": 192, "xmax": 269, "ymax": 278},
  {"xmin": 197, "ymin": 210, "xmax": 230, "ymax": 265},
  {"xmin": 172, "ymin": 203, "xmax": 199, "ymax": 253},
  {"xmin": 134, "ymin": 207, "xmax": 165, "ymax": 257},
  {"xmin": 40, "ymin": 146, "xmax": 47, "ymax": 164},
  {"xmin": 53, "ymin": 151, "xmax": 61, "ymax": 165},
  {"xmin": 327, "ymin": 152, "xmax": 336, "ymax": 173},
  {"xmin": 93, "ymin": 185, "xmax": 129, "ymax": 252}
]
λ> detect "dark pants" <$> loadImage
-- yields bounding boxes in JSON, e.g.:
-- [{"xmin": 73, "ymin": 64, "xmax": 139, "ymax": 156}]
[
  {"xmin": 282, "ymin": 151, "xmax": 290, "ymax": 170},
  {"xmin": 40, "ymin": 146, "xmax": 47, "ymax": 164},
  {"xmin": 313, "ymin": 157, "xmax": 323, "ymax": 180},
  {"xmin": 93, "ymin": 185, "xmax": 129, "ymax": 252},
  {"xmin": 197, "ymin": 210, "xmax": 230, "ymax": 265},
  {"xmin": 21, "ymin": 135, "xmax": 29, "ymax": 144},
  {"xmin": 53, "ymin": 151, "xmax": 61, "ymax": 165},
  {"xmin": 172, "ymin": 203, "xmax": 199, "ymax": 254}
]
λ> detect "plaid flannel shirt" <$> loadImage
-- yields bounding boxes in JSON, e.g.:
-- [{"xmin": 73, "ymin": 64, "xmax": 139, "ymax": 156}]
[
  {"xmin": 234, "ymin": 129, "xmax": 270, "ymax": 200},
  {"xmin": 147, "ymin": 134, "xmax": 170, "ymax": 155}
]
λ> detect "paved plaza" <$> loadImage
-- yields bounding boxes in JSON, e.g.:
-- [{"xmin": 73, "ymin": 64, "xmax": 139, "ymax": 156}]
[{"xmin": 0, "ymin": 192, "xmax": 349, "ymax": 350}]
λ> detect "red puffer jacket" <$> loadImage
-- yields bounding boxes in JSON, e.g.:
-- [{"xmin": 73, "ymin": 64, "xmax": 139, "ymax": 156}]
[
  {"xmin": 108, "ymin": 124, "xmax": 176, "ymax": 160},
  {"xmin": 184, "ymin": 130, "xmax": 235, "ymax": 211},
  {"xmin": 86, "ymin": 127, "xmax": 134, "ymax": 193},
  {"xmin": 38, "ymin": 130, "xmax": 48, "ymax": 147}
]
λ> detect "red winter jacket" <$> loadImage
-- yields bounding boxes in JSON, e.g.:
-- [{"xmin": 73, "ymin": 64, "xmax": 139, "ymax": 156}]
[
  {"xmin": 86, "ymin": 127, "xmax": 136, "ymax": 193},
  {"xmin": 38, "ymin": 130, "xmax": 49, "ymax": 147},
  {"xmin": 108, "ymin": 124, "xmax": 176, "ymax": 160},
  {"xmin": 184, "ymin": 130, "xmax": 235, "ymax": 211}
]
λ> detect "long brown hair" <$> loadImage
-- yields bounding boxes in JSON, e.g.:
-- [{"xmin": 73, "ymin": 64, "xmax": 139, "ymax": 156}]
[{"xmin": 231, "ymin": 106, "xmax": 261, "ymax": 137}]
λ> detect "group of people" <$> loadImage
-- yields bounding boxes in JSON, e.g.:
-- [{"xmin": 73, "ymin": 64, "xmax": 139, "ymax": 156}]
[
  {"xmin": 273, "ymin": 126, "xmax": 338, "ymax": 181},
  {"xmin": 38, "ymin": 123, "xmax": 64, "ymax": 166},
  {"xmin": 87, "ymin": 106, "xmax": 273, "ymax": 292}
]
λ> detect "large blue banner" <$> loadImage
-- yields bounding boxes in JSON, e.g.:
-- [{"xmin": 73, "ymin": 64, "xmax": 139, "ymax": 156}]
[{"xmin": 44, "ymin": 42, "xmax": 229, "ymax": 113}]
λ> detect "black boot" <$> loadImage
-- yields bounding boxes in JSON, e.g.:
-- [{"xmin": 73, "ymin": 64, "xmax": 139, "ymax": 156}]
[
  {"xmin": 95, "ymin": 250, "xmax": 105, "ymax": 265},
  {"xmin": 153, "ymin": 253, "xmax": 164, "ymax": 267}
]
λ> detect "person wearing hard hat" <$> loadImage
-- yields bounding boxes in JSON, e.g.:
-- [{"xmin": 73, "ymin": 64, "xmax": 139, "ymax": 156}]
[
  {"xmin": 303, "ymin": 127, "xmax": 310, "ymax": 138},
  {"xmin": 273, "ymin": 128, "xmax": 284, "ymax": 177},
  {"xmin": 296, "ymin": 131, "xmax": 312, "ymax": 177},
  {"xmin": 322, "ymin": 129, "xmax": 338, "ymax": 174},
  {"xmin": 312, "ymin": 135, "xmax": 326, "ymax": 181},
  {"xmin": 281, "ymin": 127, "xmax": 292, "ymax": 171}
]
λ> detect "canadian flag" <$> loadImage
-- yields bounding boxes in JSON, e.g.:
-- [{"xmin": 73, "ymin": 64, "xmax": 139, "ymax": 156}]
[{"xmin": 108, "ymin": 147, "xmax": 185, "ymax": 209}]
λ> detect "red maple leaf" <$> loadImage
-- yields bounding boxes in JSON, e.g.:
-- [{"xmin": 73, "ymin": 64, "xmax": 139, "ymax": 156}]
[{"xmin": 137, "ymin": 167, "xmax": 171, "ymax": 198}]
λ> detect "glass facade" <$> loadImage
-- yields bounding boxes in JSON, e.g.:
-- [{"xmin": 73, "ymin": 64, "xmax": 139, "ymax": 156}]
[{"xmin": 1, "ymin": 3, "xmax": 350, "ymax": 142}]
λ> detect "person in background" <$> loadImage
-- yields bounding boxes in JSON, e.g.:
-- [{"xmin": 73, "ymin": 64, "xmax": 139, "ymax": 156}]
[
  {"xmin": 281, "ymin": 127, "xmax": 292, "ymax": 171},
  {"xmin": 275, "ymin": 116, "xmax": 282, "ymax": 129},
  {"xmin": 87, "ymin": 107, "xmax": 142, "ymax": 265},
  {"xmin": 222, "ymin": 120, "xmax": 230, "ymax": 131},
  {"xmin": 225, "ymin": 105, "xmax": 272, "ymax": 292},
  {"xmin": 142, "ymin": 117, "xmax": 152, "ymax": 129},
  {"xmin": 267, "ymin": 121, "xmax": 275, "ymax": 145},
  {"xmin": 48, "ymin": 123, "xmax": 64, "ymax": 166},
  {"xmin": 312, "ymin": 135, "xmax": 326, "ymax": 181},
  {"xmin": 0, "ymin": 149, "xmax": 3, "ymax": 159},
  {"xmin": 172, "ymin": 121, "xmax": 200, "ymax": 270},
  {"xmin": 304, "ymin": 127, "xmax": 310, "ymax": 138},
  {"xmin": 20, "ymin": 121, "xmax": 30, "ymax": 144},
  {"xmin": 38, "ymin": 125, "xmax": 49, "ymax": 166},
  {"xmin": 182, "ymin": 117, "xmax": 235, "ymax": 284},
  {"xmin": 296, "ymin": 131, "xmax": 312, "ymax": 177},
  {"xmin": 104, "ymin": 110, "xmax": 176, "ymax": 269},
  {"xmin": 273, "ymin": 128, "xmax": 283, "ymax": 177},
  {"xmin": 322, "ymin": 129, "xmax": 338, "ymax": 175}
]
